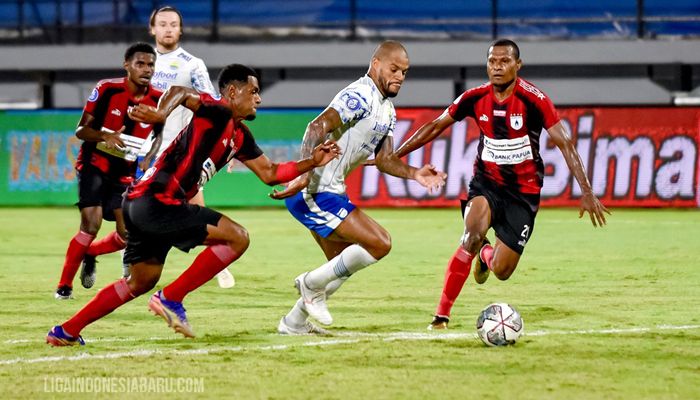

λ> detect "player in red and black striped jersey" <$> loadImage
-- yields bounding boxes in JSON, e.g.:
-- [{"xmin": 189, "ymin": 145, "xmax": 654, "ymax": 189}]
[
  {"xmin": 396, "ymin": 39, "xmax": 610, "ymax": 330},
  {"xmin": 54, "ymin": 43, "xmax": 163, "ymax": 301},
  {"xmin": 47, "ymin": 64, "xmax": 340, "ymax": 345}
]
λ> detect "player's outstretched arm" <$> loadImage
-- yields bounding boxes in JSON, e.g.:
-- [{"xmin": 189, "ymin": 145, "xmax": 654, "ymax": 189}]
[
  {"xmin": 395, "ymin": 110, "xmax": 456, "ymax": 158},
  {"xmin": 375, "ymin": 136, "xmax": 447, "ymax": 194},
  {"xmin": 244, "ymin": 140, "xmax": 341, "ymax": 189},
  {"xmin": 547, "ymin": 121, "xmax": 610, "ymax": 227},
  {"xmin": 128, "ymin": 86, "xmax": 202, "ymax": 124}
]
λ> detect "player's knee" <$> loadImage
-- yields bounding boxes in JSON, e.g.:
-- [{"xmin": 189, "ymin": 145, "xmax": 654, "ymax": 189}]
[
  {"xmin": 371, "ymin": 231, "xmax": 392, "ymax": 260},
  {"xmin": 227, "ymin": 225, "xmax": 250, "ymax": 254},
  {"xmin": 463, "ymin": 232, "xmax": 486, "ymax": 255},
  {"xmin": 128, "ymin": 275, "xmax": 159, "ymax": 296}
]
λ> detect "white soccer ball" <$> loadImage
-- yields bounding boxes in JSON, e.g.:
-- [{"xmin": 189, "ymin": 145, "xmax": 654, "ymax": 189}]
[{"xmin": 476, "ymin": 303, "xmax": 524, "ymax": 346}]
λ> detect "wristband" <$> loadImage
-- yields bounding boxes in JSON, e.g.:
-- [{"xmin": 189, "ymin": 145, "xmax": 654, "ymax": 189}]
[{"xmin": 275, "ymin": 161, "xmax": 302, "ymax": 183}]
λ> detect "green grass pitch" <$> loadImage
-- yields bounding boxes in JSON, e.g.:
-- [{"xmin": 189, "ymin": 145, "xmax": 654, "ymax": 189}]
[{"xmin": 0, "ymin": 207, "xmax": 698, "ymax": 399}]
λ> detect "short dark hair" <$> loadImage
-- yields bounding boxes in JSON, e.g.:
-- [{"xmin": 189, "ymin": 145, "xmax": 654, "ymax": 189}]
[
  {"xmin": 125, "ymin": 42, "xmax": 156, "ymax": 61},
  {"xmin": 489, "ymin": 39, "xmax": 520, "ymax": 60},
  {"xmin": 217, "ymin": 64, "xmax": 259, "ymax": 91},
  {"xmin": 149, "ymin": 6, "xmax": 183, "ymax": 29}
]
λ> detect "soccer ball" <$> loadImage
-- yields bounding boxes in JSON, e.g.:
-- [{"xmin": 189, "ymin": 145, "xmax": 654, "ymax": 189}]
[{"xmin": 476, "ymin": 303, "xmax": 524, "ymax": 346}]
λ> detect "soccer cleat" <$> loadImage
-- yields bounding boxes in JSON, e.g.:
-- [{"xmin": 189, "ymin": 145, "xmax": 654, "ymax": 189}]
[
  {"xmin": 473, "ymin": 238, "xmax": 491, "ymax": 284},
  {"xmin": 427, "ymin": 315, "xmax": 450, "ymax": 330},
  {"xmin": 54, "ymin": 285, "xmax": 73, "ymax": 300},
  {"xmin": 294, "ymin": 272, "xmax": 332, "ymax": 325},
  {"xmin": 80, "ymin": 254, "xmax": 97, "ymax": 289},
  {"xmin": 46, "ymin": 325, "xmax": 85, "ymax": 346},
  {"xmin": 148, "ymin": 291, "xmax": 195, "ymax": 338},
  {"xmin": 277, "ymin": 317, "xmax": 331, "ymax": 336},
  {"xmin": 216, "ymin": 268, "xmax": 235, "ymax": 289}
]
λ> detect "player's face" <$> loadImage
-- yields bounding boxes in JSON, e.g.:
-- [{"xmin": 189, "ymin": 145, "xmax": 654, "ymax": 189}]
[
  {"xmin": 487, "ymin": 45, "xmax": 521, "ymax": 88},
  {"xmin": 374, "ymin": 50, "xmax": 409, "ymax": 98},
  {"xmin": 150, "ymin": 11, "xmax": 182, "ymax": 50},
  {"xmin": 125, "ymin": 52, "xmax": 156, "ymax": 88},
  {"xmin": 229, "ymin": 76, "xmax": 261, "ymax": 121}
]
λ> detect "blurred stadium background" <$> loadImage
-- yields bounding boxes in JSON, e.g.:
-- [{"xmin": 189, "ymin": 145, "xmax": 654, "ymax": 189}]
[{"xmin": 0, "ymin": 0, "xmax": 698, "ymax": 209}]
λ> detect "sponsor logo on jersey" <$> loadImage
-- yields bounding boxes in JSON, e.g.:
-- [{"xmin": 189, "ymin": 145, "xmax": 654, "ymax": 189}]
[
  {"xmin": 493, "ymin": 109, "xmax": 506, "ymax": 117},
  {"xmin": 481, "ymin": 135, "xmax": 533, "ymax": 165},
  {"xmin": 510, "ymin": 114, "xmax": 523, "ymax": 130},
  {"xmin": 153, "ymin": 71, "xmax": 178, "ymax": 81},
  {"xmin": 372, "ymin": 121, "xmax": 391, "ymax": 134},
  {"xmin": 88, "ymin": 88, "xmax": 99, "ymax": 102},
  {"xmin": 178, "ymin": 52, "xmax": 192, "ymax": 62},
  {"xmin": 111, "ymin": 109, "xmax": 121, "ymax": 116}
]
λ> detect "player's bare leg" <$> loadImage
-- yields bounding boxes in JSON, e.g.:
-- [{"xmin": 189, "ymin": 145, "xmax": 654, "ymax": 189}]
[
  {"xmin": 481, "ymin": 239, "xmax": 521, "ymax": 281},
  {"xmin": 279, "ymin": 234, "xmax": 350, "ymax": 335},
  {"xmin": 153, "ymin": 215, "xmax": 247, "ymax": 338},
  {"xmin": 463, "ymin": 196, "xmax": 493, "ymax": 284},
  {"xmin": 295, "ymin": 208, "xmax": 389, "ymax": 325},
  {"xmin": 189, "ymin": 190, "xmax": 235, "ymax": 289},
  {"xmin": 429, "ymin": 197, "xmax": 491, "ymax": 329}
]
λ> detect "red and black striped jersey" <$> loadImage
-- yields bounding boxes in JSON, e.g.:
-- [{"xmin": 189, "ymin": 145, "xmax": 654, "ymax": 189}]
[
  {"xmin": 77, "ymin": 77, "xmax": 163, "ymax": 181},
  {"xmin": 448, "ymin": 77, "xmax": 559, "ymax": 209},
  {"xmin": 127, "ymin": 93, "xmax": 263, "ymax": 205}
]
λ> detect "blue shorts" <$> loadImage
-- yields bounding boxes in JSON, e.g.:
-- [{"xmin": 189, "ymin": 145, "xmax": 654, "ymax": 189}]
[
  {"xmin": 285, "ymin": 191, "xmax": 356, "ymax": 238},
  {"xmin": 135, "ymin": 155, "xmax": 156, "ymax": 180}
]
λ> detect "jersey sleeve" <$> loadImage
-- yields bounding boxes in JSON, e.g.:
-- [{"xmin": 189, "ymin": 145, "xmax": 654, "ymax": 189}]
[
  {"xmin": 190, "ymin": 58, "xmax": 218, "ymax": 97},
  {"xmin": 83, "ymin": 81, "xmax": 106, "ymax": 117},
  {"xmin": 233, "ymin": 124, "xmax": 264, "ymax": 162},
  {"xmin": 539, "ymin": 94, "xmax": 560, "ymax": 130},
  {"xmin": 447, "ymin": 87, "xmax": 480, "ymax": 121},
  {"xmin": 328, "ymin": 85, "xmax": 371, "ymax": 124}
]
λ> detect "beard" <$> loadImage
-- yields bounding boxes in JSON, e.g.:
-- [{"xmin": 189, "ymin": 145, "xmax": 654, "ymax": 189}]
[{"xmin": 244, "ymin": 113, "xmax": 257, "ymax": 121}]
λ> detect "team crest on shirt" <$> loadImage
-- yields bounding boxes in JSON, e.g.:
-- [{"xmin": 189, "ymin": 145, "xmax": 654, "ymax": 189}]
[
  {"xmin": 345, "ymin": 95, "xmax": 360, "ymax": 110},
  {"xmin": 510, "ymin": 114, "xmax": 523, "ymax": 130}
]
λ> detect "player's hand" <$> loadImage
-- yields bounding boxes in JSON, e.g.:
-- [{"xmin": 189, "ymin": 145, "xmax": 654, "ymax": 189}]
[
  {"xmin": 128, "ymin": 104, "xmax": 166, "ymax": 124},
  {"xmin": 579, "ymin": 191, "xmax": 610, "ymax": 227},
  {"xmin": 269, "ymin": 174, "xmax": 310, "ymax": 200},
  {"xmin": 312, "ymin": 140, "xmax": 342, "ymax": 167},
  {"xmin": 102, "ymin": 126, "xmax": 126, "ymax": 150},
  {"xmin": 414, "ymin": 164, "xmax": 447, "ymax": 194}
]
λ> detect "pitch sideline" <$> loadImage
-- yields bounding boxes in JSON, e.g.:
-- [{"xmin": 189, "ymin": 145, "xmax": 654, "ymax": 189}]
[{"xmin": 2, "ymin": 324, "xmax": 698, "ymax": 365}]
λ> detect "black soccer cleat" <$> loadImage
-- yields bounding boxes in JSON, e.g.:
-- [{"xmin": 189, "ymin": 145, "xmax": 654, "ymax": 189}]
[
  {"xmin": 80, "ymin": 254, "xmax": 97, "ymax": 289},
  {"xmin": 427, "ymin": 315, "xmax": 450, "ymax": 330},
  {"xmin": 54, "ymin": 285, "xmax": 73, "ymax": 300}
]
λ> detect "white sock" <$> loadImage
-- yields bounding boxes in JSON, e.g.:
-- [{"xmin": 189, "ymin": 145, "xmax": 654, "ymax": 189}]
[
  {"xmin": 305, "ymin": 245, "xmax": 377, "ymax": 289},
  {"xmin": 285, "ymin": 276, "xmax": 349, "ymax": 327}
]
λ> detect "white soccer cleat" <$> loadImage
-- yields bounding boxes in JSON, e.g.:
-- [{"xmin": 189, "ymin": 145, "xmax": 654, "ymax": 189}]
[
  {"xmin": 277, "ymin": 317, "xmax": 331, "ymax": 336},
  {"xmin": 294, "ymin": 272, "xmax": 332, "ymax": 325},
  {"xmin": 216, "ymin": 268, "xmax": 235, "ymax": 289}
]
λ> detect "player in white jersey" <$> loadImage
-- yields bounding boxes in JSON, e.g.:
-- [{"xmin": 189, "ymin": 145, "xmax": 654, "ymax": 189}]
[
  {"xmin": 271, "ymin": 41, "xmax": 447, "ymax": 334},
  {"xmin": 135, "ymin": 6, "xmax": 235, "ymax": 288}
]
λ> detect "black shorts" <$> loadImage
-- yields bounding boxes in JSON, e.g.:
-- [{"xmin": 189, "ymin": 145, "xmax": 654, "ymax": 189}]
[
  {"xmin": 463, "ymin": 177, "xmax": 538, "ymax": 255},
  {"xmin": 122, "ymin": 194, "xmax": 222, "ymax": 265},
  {"xmin": 77, "ymin": 167, "xmax": 128, "ymax": 221}
]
